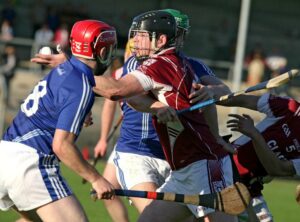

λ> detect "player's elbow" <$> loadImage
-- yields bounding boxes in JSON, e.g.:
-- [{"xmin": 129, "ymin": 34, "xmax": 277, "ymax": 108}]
[
  {"xmin": 52, "ymin": 141, "xmax": 64, "ymax": 156},
  {"xmin": 93, "ymin": 87, "xmax": 124, "ymax": 101},
  {"xmin": 107, "ymin": 89, "xmax": 124, "ymax": 101}
]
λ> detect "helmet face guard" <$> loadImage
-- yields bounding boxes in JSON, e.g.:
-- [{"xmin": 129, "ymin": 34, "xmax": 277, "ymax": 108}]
[
  {"xmin": 93, "ymin": 30, "xmax": 117, "ymax": 66},
  {"xmin": 128, "ymin": 29, "xmax": 157, "ymax": 61},
  {"xmin": 70, "ymin": 20, "xmax": 117, "ymax": 67},
  {"xmin": 128, "ymin": 11, "xmax": 177, "ymax": 61}
]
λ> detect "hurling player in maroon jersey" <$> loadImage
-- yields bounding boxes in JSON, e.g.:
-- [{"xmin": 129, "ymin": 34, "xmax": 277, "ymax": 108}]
[{"xmin": 92, "ymin": 10, "xmax": 236, "ymax": 222}]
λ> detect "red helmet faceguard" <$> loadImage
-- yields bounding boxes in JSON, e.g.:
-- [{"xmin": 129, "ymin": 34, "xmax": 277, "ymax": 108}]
[{"xmin": 70, "ymin": 20, "xmax": 117, "ymax": 66}]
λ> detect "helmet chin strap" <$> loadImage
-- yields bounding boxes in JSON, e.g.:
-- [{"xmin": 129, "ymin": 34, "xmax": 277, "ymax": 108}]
[
  {"xmin": 150, "ymin": 32, "xmax": 159, "ymax": 52},
  {"xmin": 151, "ymin": 32, "xmax": 176, "ymax": 55}
]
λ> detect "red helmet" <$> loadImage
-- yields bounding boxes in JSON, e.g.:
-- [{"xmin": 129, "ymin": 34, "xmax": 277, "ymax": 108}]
[{"xmin": 70, "ymin": 20, "xmax": 117, "ymax": 65}]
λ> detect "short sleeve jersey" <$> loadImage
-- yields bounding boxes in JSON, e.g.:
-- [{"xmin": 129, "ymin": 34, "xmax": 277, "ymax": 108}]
[
  {"xmin": 3, "ymin": 56, "xmax": 95, "ymax": 155},
  {"xmin": 233, "ymin": 93, "xmax": 300, "ymax": 177},
  {"xmin": 129, "ymin": 48, "xmax": 227, "ymax": 170}
]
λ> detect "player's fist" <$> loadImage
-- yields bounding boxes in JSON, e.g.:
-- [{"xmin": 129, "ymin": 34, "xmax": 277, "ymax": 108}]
[{"xmin": 296, "ymin": 184, "xmax": 300, "ymax": 204}]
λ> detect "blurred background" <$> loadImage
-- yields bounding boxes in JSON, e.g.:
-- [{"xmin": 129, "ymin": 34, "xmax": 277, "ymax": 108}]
[
  {"xmin": 1, "ymin": 0, "xmax": 300, "ymax": 71},
  {"xmin": 0, "ymin": 0, "xmax": 300, "ymax": 221}
]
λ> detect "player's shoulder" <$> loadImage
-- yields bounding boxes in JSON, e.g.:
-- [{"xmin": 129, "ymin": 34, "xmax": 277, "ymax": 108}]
[
  {"xmin": 123, "ymin": 55, "xmax": 139, "ymax": 75},
  {"xmin": 184, "ymin": 55, "xmax": 214, "ymax": 76}
]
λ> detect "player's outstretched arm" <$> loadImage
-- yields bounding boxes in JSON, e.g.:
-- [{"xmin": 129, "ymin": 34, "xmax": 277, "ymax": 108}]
[
  {"xmin": 31, "ymin": 53, "xmax": 67, "ymax": 68},
  {"xmin": 53, "ymin": 129, "xmax": 115, "ymax": 199},
  {"xmin": 127, "ymin": 94, "xmax": 178, "ymax": 124},
  {"xmin": 93, "ymin": 74, "xmax": 145, "ymax": 100},
  {"xmin": 218, "ymin": 94, "xmax": 259, "ymax": 110},
  {"xmin": 127, "ymin": 94, "xmax": 165, "ymax": 114},
  {"xmin": 227, "ymin": 114, "xmax": 296, "ymax": 177}
]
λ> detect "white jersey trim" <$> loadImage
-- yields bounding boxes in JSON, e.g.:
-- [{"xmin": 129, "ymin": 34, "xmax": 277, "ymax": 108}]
[
  {"xmin": 12, "ymin": 129, "xmax": 52, "ymax": 142},
  {"xmin": 129, "ymin": 70, "xmax": 172, "ymax": 92},
  {"xmin": 291, "ymin": 159, "xmax": 300, "ymax": 176}
]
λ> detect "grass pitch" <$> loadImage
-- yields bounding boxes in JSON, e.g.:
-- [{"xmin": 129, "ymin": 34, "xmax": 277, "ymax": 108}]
[{"xmin": 0, "ymin": 161, "xmax": 299, "ymax": 222}]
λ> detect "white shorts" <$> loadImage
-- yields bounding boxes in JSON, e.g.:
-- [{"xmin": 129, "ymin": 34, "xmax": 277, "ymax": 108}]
[
  {"xmin": 157, "ymin": 155, "xmax": 233, "ymax": 218},
  {"xmin": 238, "ymin": 195, "xmax": 273, "ymax": 222},
  {"xmin": 107, "ymin": 146, "xmax": 116, "ymax": 164},
  {"xmin": 113, "ymin": 151, "xmax": 171, "ymax": 189},
  {"xmin": 0, "ymin": 141, "xmax": 72, "ymax": 211}
]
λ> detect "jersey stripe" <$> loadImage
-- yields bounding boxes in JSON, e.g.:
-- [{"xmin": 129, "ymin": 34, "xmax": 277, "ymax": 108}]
[
  {"xmin": 12, "ymin": 129, "xmax": 52, "ymax": 142},
  {"xmin": 73, "ymin": 75, "xmax": 93, "ymax": 135},
  {"xmin": 70, "ymin": 74, "xmax": 91, "ymax": 134},
  {"xmin": 114, "ymin": 151, "xmax": 128, "ymax": 189}
]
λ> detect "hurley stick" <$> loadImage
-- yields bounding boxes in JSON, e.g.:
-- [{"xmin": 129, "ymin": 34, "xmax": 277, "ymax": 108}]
[
  {"xmin": 177, "ymin": 69, "xmax": 299, "ymax": 115},
  {"xmin": 90, "ymin": 182, "xmax": 251, "ymax": 215},
  {"xmin": 82, "ymin": 116, "xmax": 123, "ymax": 184}
]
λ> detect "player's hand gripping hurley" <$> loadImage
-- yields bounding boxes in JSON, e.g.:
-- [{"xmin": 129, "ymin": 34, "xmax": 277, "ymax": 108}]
[
  {"xmin": 177, "ymin": 69, "xmax": 299, "ymax": 114},
  {"xmin": 90, "ymin": 182, "xmax": 251, "ymax": 215}
]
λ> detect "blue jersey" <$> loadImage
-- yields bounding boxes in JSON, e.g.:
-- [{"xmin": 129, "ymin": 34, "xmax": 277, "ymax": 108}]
[
  {"xmin": 3, "ymin": 57, "xmax": 95, "ymax": 155},
  {"xmin": 115, "ymin": 55, "xmax": 214, "ymax": 159},
  {"xmin": 115, "ymin": 56, "xmax": 164, "ymax": 159}
]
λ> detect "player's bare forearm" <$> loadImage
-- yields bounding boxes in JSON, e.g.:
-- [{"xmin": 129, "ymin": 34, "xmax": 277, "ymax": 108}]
[
  {"xmin": 53, "ymin": 129, "xmax": 101, "ymax": 183},
  {"xmin": 127, "ymin": 94, "xmax": 166, "ymax": 115},
  {"xmin": 30, "ymin": 53, "xmax": 67, "ymax": 68},
  {"xmin": 203, "ymin": 105, "xmax": 236, "ymax": 153},
  {"xmin": 94, "ymin": 99, "xmax": 117, "ymax": 157},
  {"xmin": 100, "ymin": 99, "xmax": 117, "ymax": 139},
  {"xmin": 250, "ymin": 129, "xmax": 296, "ymax": 177},
  {"xmin": 93, "ymin": 74, "xmax": 145, "ymax": 100},
  {"xmin": 218, "ymin": 94, "xmax": 259, "ymax": 110},
  {"xmin": 202, "ymin": 104, "xmax": 219, "ymax": 136},
  {"xmin": 199, "ymin": 75, "xmax": 231, "ymax": 98}
]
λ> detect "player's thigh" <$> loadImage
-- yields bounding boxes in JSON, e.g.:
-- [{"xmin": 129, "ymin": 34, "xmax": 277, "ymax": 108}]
[
  {"xmin": 12, "ymin": 206, "xmax": 42, "ymax": 222},
  {"xmin": 103, "ymin": 162, "xmax": 121, "ymax": 188},
  {"xmin": 36, "ymin": 195, "xmax": 88, "ymax": 222},
  {"xmin": 130, "ymin": 182, "xmax": 158, "ymax": 213},
  {"xmin": 138, "ymin": 200, "xmax": 192, "ymax": 222}
]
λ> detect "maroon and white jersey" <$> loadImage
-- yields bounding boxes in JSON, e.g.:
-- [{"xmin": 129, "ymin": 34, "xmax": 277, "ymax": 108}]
[
  {"xmin": 233, "ymin": 93, "xmax": 300, "ymax": 178},
  {"xmin": 129, "ymin": 48, "xmax": 227, "ymax": 170}
]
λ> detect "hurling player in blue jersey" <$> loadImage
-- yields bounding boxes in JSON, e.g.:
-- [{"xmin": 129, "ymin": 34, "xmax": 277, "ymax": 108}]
[{"xmin": 0, "ymin": 20, "xmax": 117, "ymax": 222}]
